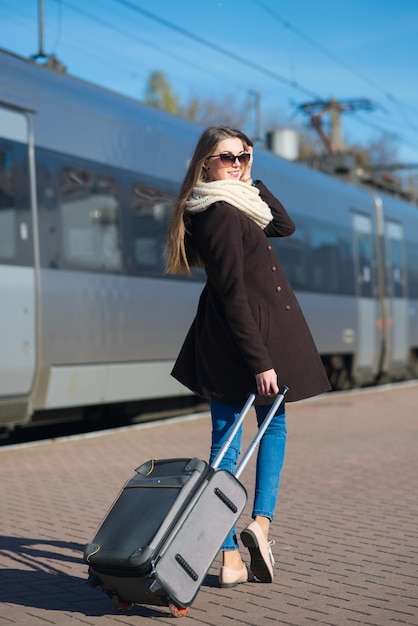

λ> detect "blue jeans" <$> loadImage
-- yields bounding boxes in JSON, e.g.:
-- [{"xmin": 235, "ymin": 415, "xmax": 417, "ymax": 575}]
[{"xmin": 209, "ymin": 399, "xmax": 287, "ymax": 551}]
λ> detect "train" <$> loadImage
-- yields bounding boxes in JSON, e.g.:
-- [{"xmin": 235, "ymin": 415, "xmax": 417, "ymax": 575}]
[{"xmin": 1, "ymin": 48, "xmax": 417, "ymax": 433}]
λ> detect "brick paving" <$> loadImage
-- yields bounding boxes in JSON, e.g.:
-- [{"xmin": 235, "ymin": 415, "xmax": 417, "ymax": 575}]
[{"xmin": 0, "ymin": 382, "xmax": 417, "ymax": 626}]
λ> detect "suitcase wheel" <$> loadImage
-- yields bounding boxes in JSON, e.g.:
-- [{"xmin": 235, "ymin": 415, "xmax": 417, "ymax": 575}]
[
  {"xmin": 112, "ymin": 594, "xmax": 135, "ymax": 612},
  {"xmin": 168, "ymin": 600, "xmax": 190, "ymax": 618}
]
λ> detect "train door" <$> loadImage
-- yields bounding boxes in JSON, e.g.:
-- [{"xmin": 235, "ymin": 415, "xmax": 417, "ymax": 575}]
[
  {"xmin": 383, "ymin": 220, "xmax": 409, "ymax": 374},
  {"xmin": 0, "ymin": 107, "xmax": 37, "ymax": 401},
  {"xmin": 351, "ymin": 212, "xmax": 381, "ymax": 381}
]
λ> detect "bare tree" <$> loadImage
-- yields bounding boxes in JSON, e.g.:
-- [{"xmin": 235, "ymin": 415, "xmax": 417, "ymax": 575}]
[
  {"xmin": 143, "ymin": 71, "xmax": 252, "ymax": 128},
  {"xmin": 182, "ymin": 93, "xmax": 249, "ymax": 129},
  {"xmin": 144, "ymin": 71, "xmax": 180, "ymax": 114},
  {"xmin": 362, "ymin": 133, "xmax": 399, "ymax": 167}
]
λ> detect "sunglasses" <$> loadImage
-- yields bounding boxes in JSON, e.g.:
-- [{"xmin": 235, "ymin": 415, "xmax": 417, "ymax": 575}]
[{"xmin": 208, "ymin": 152, "xmax": 251, "ymax": 166}]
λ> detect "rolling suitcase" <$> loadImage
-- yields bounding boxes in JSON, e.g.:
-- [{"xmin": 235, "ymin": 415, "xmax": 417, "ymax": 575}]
[{"xmin": 84, "ymin": 386, "xmax": 288, "ymax": 617}]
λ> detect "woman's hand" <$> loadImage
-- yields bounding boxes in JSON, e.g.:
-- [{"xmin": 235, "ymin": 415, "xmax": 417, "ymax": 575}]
[
  {"xmin": 240, "ymin": 144, "xmax": 253, "ymax": 184},
  {"xmin": 255, "ymin": 369, "xmax": 279, "ymax": 396}
]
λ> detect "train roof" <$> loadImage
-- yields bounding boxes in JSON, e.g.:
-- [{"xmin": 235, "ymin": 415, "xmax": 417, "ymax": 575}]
[
  {"xmin": 0, "ymin": 48, "xmax": 416, "ymax": 217},
  {"xmin": 0, "ymin": 47, "xmax": 192, "ymax": 125},
  {"xmin": 0, "ymin": 48, "xmax": 200, "ymax": 183}
]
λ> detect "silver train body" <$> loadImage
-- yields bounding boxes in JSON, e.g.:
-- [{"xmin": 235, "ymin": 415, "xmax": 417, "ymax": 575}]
[{"xmin": 1, "ymin": 49, "xmax": 417, "ymax": 431}]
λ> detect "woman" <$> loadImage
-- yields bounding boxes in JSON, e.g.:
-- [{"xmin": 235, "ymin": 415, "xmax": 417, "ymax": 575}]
[{"xmin": 165, "ymin": 126, "xmax": 330, "ymax": 588}]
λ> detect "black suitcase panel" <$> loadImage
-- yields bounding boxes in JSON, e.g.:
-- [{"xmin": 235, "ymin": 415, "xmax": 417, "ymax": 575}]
[{"xmin": 84, "ymin": 457, "xmax": 209, "ymax": 574}]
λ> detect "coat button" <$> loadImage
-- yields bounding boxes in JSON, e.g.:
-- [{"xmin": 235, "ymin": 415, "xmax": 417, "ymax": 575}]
[
  {"xmin": 271, "ymin": 266, "xmax": 277, "ymax": 271},
  {"xmin": 285, "ymin": 304, "xmax": 291, "ymax": 310},
  {"xmin": 267, "ymin": 244, "xmax": 272, "ymax": 251},
  {"xmin": 276, "ymin": 285, "xmax": 282, "ymax": 292}
]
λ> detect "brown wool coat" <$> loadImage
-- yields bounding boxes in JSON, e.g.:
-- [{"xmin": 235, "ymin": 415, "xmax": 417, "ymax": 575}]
[{"xmin": 171, "ymin": 181, "xmax": 331, "ymax": 404}]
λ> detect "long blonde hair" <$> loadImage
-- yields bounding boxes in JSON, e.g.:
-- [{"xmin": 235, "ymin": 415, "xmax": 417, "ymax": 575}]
[{"xmin": 165, "ymin": 126, "xmax": 252, "ymax": 275}]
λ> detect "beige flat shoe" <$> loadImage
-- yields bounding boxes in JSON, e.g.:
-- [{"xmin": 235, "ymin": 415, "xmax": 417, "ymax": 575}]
[
  {"xmin": 218, "ymin": 562, "xmax": 254, "ymax": 588},
  {"xmin": 240, "ymin": 521, "xmax": 275, "ymax": 583}
]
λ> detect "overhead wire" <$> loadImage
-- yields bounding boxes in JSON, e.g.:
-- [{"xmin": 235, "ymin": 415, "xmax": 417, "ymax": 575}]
[
  {"xmin": 50, "ymin": 0, "xmax": 63, "ymax": 54},
  {"xmin": 57, "ymin": 0, "xmax": 249, "ymax": 97},
  {"xmin": 250, "ymin": 0, "xmax": 396, "ymax": 102},
  {"xmin": 110, "ymin": 0, "xmax": 321, "ymax": 100}
]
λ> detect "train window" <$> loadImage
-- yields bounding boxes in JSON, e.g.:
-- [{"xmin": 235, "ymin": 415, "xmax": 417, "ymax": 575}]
[
  {"xmin": 59, "ymin": 167, "xmax": 122, "ymax": 271},
  {"xmin": 0, "ymin": 148, "xmax": 15, "ymax": 259},
  {"xmin": 36, "ymin": 154, "xmax": 61, "ymax": 268},
  {"xmin": 338, "ymin": 237, "xmax": 356, "ymax": 294},
  {"xmin": 273, "ymin": 218, "xmax": 354, "ymax": 295},
  {"xmin": 127, "ymin": 184, "xmax": 175, "ymax": 275},
  {"xmin": 353, "ymin": 231, "xmax": 376, "ymax": 298},
  {"xmin": 273, "ymin": 226, "xmax": 307, "ymax": 290},
  {"xmin": 352, "ymin": 213, "xmax": 377, "ymax": 299},
  {"xmin": 388, "ymin": 239, "xmax": 404, "ymax": 298},
  {"xmin": 385, "ymin": 222, "xmax": 406, "ymax": 299},
  {"xmin": 0, "ymin": 141, "xmax": 32, "ymax": 266},
  {"xmin": 309, "ymin": 225, "xmax": 340, "ymax": 293},
  {"xmin": 406, "ymin": 240, "xmax": 418, "ymax": 299}
]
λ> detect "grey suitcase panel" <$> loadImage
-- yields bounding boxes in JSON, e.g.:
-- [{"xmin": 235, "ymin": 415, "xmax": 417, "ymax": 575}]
[{"xmin": 155, "ymin": 469, "xmax": 247, "ymax": 606}]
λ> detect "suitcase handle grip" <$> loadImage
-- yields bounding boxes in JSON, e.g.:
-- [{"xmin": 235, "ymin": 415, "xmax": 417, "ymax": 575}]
[
  {"xmin": 211, "ymin": 386, "xmax": 288, "ymax": 473},
  {"xmin": 235, "ymin": 386, "xmax": 288, "ymax": 479}
]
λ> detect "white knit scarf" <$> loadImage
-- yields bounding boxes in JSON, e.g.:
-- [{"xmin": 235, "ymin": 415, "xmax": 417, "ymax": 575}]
[{"xmin": 185, "ymin": 179, "xmax": 273, "ymax": 228}]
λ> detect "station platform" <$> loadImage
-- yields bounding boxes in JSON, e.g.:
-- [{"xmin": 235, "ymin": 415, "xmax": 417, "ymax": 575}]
[{"xmin": 0, "ymin": 382, "xmax": 417, "ymax": 626}]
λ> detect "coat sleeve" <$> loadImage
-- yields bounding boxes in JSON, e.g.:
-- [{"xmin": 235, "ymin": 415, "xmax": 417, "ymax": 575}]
[
  {"xmin": 255, "ymin": 181, "xmax": 296, "ymax": 238},
  {"xmin": 192, "ymin": 204, "xmax": 274, "ymax": 376}
]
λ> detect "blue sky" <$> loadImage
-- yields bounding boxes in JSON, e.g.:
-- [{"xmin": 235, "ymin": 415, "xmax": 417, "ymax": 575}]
[{"xmin": 1, "ymin": 0, "xmax": 418, "ymax": 168}]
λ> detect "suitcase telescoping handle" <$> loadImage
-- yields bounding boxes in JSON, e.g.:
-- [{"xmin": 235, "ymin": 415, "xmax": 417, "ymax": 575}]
[{"xmin": 211, "ymin": 385, "xmax": 289, "ymax": 478}]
